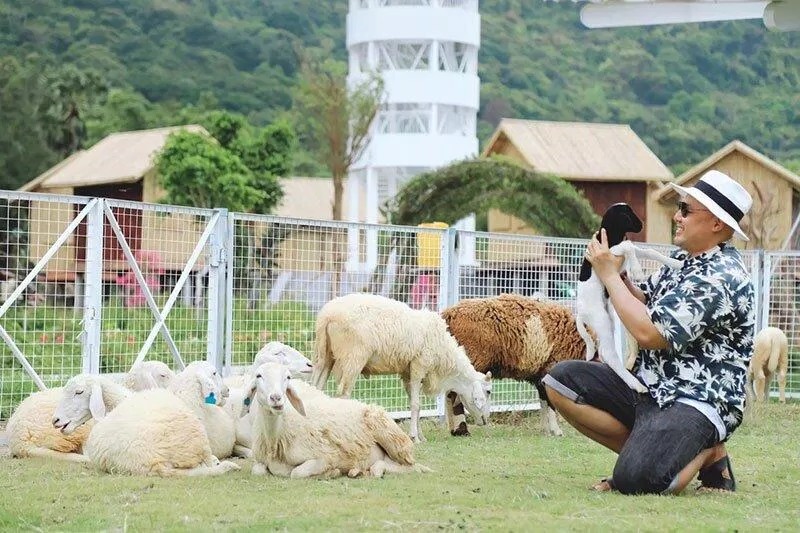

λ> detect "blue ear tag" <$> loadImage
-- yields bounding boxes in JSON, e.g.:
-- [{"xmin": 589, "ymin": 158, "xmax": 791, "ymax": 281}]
[
  {"xmin": 204, "ymin": 392, "xmax": 216, "ymax": 405},
  {"xmin": 243, "ymin": 397, "xmax": 251, "ymax": 406}
]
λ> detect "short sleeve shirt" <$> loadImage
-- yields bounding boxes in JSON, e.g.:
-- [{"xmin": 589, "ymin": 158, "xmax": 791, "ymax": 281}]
[{"xmin": 635, "ymin": 244, "xmax": 755, "ymax": 438}]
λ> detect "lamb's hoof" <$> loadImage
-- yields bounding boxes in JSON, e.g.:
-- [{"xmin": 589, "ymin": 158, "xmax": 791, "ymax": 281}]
[
  {"xmin": 252, "ymin": 463, "xmax": 268, "ymax": 476},
  {"xmin": 347, "ymin": 468, "xmax": 364, "ymax": 478},
  {"xmin": 220, "ymin": 461, "xmax": 241, "ymax": 472},
  {"xmin": 450, "ymin": 423, "xmax": 471, "ymax": 437},
  {"xmin": 410, "ymin": 434, "xmax": 426, "ymax": 444},
  {"xmin": 549, "ymin": 427, "xmax": 565, "ymax": 437}
]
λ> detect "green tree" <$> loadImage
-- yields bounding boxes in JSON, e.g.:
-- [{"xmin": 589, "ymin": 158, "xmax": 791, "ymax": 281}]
[
  {"xmin": 38, "ymin": 65, "xmax": 109, "ymax": 156},
  {"xmin": 155, "ymin": 131, "xmax": 264, "ymax": 213},
  {"xmin": 293, "ymin": 55, "xmax": 384, "ymax": 221}
]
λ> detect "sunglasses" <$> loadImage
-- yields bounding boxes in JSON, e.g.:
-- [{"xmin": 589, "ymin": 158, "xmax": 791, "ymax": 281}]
[{"xmin": 676, "ymin": 201, "xmax": 710, "ymax": 218}]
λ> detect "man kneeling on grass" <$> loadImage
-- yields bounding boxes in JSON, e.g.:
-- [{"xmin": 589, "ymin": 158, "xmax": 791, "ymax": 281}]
[{"xmin": 543, "ymin": 171, "xmax": 755, "ymax": 495}]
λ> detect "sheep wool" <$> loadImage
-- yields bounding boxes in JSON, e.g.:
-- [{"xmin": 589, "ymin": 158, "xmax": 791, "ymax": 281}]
[{"xmin": 441, "ymin": 293, "xmax": 591, "ymax": 436}]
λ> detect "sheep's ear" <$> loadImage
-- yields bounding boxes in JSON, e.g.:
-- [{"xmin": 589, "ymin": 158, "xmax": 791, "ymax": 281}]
[
  {"xmin": 200, "ymin": 376, "xmax": 218, "ymax": 405},
  {"xmin": 89, "ymin": 382, "xmax": 106, "ymax": 420},
  {"xmin": 241, "ymin": 379, "xmax": 257, "ymax": 417},
  {"xmin": 287, "ymin": 381, "xmax": 306, "ymax": 416},
  {"xmin": 140, "ymin": 371, "xmax": 158, "ymax": 390}
]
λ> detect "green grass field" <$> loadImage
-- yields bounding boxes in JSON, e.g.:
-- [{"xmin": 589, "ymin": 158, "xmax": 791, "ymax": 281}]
[{"xmin": 0, "ymin": 401, "xmax": 798, "ymax": 532}]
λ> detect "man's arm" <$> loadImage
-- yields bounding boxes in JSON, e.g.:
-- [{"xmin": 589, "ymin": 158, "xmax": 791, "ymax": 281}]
[
  {"xmin": 620, "ymin": 271, "xmax": 647, "ymax": 304},
  {"xmin": 603, "ymin": 275, "xmax": 668, "ymax": 350}
]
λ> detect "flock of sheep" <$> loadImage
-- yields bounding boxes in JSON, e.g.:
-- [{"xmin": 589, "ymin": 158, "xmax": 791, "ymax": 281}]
[{"xmin": 5, "ymin": 292, "xmax": 791, "ymax": 479}]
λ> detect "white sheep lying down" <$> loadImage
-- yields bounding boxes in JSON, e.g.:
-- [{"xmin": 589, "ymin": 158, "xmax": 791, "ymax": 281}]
[
  {"xmin": 223, "ymin": 342, "xmax": 315, "ymax": 458},
  {"xmin": 245, "ymin": 362, "xmax": 430, "ymax": 479},
  {"xmin": 168, "ymin": 361, "xmax": 238, "ymax": 459},
  {"xmin": 7, "ymin": 361, "xmax": 174, "ymax": 462},
  {"xmin": 52, "ymin": 361, "xmax": 240, "ymax": 477},
  {"xmin": 311, "ymin": 293, "xmax": 492, "ymax": 442}
]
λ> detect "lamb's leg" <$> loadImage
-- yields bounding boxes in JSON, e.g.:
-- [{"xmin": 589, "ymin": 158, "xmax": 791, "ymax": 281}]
[
  {"xmin": 628, "ymin": 245, "xmax": 684, "ymax": 270},
  {"xmin": 290, "ymin": 458, "xmax": 332, "ymax": 479},
  {"xmin": 758, "ymin": 369, "xmax": 770, "ymax": 402},
  {"xmin": 406, "ymin": 378, "xmax": 425, "ymax": 443},
  {"xmin": 161, "ymin": 459, "xmax": 241, "ymax": 477},
  {"xmin": 265, "ymin": 460, "xmax": 294, "ymax": 477},
  {"xmin": 446, "ymin": 391, "xmax": 470, "ymax": 436},
  {"xmin": 24, "ymin": 448, "xmax": 91, "ymax": 463},
  {"xmin": 252, "ymin": 462, "xmax": 269, "ymax": 476},
  {"xmin": 534, "ymin": 382, "xmax": 563, "ymax": 437},
  {"xmin": 232, "ymin": 444, "xmax": 252, "ymax": 458},
  {"xmin": 370, "ymin": 459, "xmax": 432, "ymax": 477},
  {"xmin": 575, "ymin": 315, "xmax": 595, "ymax": 361},
  {"xmin": 778, "ymin": 369, "xmax": 787, "ymax": 404},
  {"xmin": 593, "ymin": 309, "xmax": 648, "ymax": 393},
  {"xmin": 334, "ymin": 347, "xmax": 371, "ymax": 398}
]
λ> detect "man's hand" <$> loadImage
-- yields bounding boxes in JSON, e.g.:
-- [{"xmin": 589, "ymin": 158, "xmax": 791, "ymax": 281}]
[{"xmin": 585, "ymin": 228, "xmax": 625, "ymax": 283}]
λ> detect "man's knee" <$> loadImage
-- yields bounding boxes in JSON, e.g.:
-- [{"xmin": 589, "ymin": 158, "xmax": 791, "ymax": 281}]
[
  {"xmin": 613, "ymin": 454, "xmax": 674, "ymax": 495},
  {"xmin": 547, "ymin": 360, "xmax": 586, "ymax": 384},
  {"xmin": 542, "ymin": 361, "xmax": 586, "ymax": 406}
]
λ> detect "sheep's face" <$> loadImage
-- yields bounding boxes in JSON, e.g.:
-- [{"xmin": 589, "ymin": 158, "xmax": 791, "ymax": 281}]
[
  {"xmin": 52, "ymin": 377, "xmax": 105, "ymax": 435},
  {"xmin": 461, "ymin": 372, "xmax": 492, "ymax": 426},
  {"xmin": 244, "ymin": 362, "xmax": 306, "ymax": 417},
  {"xmin": 129, "ymin": 361, "xmax": 175, "ymax": 390},
  {"xmin": 254, "ymin": 342, "xmax": 313, "ymax": 378},
  {"xmin": 188, "ymin": 361, "xmax": 228, "ymax": 407}
]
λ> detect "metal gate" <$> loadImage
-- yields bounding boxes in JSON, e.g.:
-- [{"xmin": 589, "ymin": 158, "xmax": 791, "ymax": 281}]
[{"xmin": 0, "ymin": 191, "xmax": 225, "ymax": 419}]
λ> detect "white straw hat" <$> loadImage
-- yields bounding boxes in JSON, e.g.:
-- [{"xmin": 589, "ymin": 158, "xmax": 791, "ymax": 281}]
[{"xmin": 669, "ymin": 170, "xmax": 753, "ymax": 241}]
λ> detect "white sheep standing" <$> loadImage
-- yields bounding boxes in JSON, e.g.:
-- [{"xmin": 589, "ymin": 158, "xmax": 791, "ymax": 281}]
[
  {"xmin": 168, "ymin": 361, "xmax": 238, "ymax": 459},
  {"xmin": 245, "ymin": 361, "xmax": 430, "ymax": 478},
  {"xmin": 748, "ymin": 326, "xmax": 789, "ymax": 404},
  {"xmin": 7, "ymin": 361, "xmax": 173, "ymax": 462},
  {"xmin": 311, "ymin": 293, "xmax": 492, "ymax": 443},
  {"xmin": 53, "ymin": 362, "xmax": 240, "ymax": 477},
  {"xmin": 223, "ymin": 342, "xmax": 316, "ymax": 458}
]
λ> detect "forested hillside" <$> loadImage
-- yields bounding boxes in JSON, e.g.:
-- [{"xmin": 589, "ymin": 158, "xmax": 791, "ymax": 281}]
[{"xmin": 1, "ymin": 0, "xmax": 798, "ymax": 190}]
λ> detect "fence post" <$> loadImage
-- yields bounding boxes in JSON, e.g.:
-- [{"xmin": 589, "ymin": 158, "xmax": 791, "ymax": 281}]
[
  {"xmin": 761, "ymin": 252, "xmax": 772, "ymax": 330},
  {"xmin": 434, "ymin": 227, "xmax": 459, "ymax": 420},
  {"xmin": 207, "ymin": 208, "xmax": 229, "ymax": 372},
  {"xmin": 223, "ymin": 213, "xmax": 236, "ymax": 377},
  {"xmin": 82, "ymin": 199, "xmax": 104, "ymax": 374},
  {"xmin": 439, "ymin": 227, "xmax": 459, "ymax": 311}
]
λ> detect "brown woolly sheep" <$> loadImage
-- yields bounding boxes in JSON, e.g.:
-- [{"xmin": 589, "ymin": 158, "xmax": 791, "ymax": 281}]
[{"xmin": 441, "ymin": 293, "xmax": 591, "ymax": 437}]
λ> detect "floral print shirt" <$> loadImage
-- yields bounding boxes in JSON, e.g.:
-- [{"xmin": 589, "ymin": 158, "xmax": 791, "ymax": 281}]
[{"xmin": 635, "ymin": 244, "xmax": 755, "ymax": 438}]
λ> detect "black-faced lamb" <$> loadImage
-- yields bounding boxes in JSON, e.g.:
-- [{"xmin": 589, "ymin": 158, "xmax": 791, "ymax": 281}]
[
  {"xmin": 311, "ymin": 293, "xmax": 492, "ymax": 442},
  {"xmin": 441, "ymin": 293, "xmax": 590, "ymax": 437},
  {"xmin": 576, "ymin": 203, "xmax": 682, "ymax": 393},
  {"xmin": 245, "ymin": 361, "xmax": 430, "ymax": 478}
]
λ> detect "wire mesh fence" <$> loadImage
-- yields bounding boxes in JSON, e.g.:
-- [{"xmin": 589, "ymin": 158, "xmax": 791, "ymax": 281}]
[{"xmin": 0, "ymin": 189, "xmax": 790, "ymax": 421}]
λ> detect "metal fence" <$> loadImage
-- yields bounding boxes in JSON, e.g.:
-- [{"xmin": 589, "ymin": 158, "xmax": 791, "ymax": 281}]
[{"xmin": 0, "ymin": 190, "xmax": 793, "ymax": 421}]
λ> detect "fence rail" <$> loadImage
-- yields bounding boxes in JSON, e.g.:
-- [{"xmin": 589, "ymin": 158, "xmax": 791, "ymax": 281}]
[{"xmin": 0, "ymin": 191, "xmax": 795, "ymax": 420}]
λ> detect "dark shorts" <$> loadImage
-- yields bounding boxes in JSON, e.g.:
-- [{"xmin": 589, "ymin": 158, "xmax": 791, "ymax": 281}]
[{"xmin": 542, "ymin": 360, "xmax": 719, "ymax": 495}]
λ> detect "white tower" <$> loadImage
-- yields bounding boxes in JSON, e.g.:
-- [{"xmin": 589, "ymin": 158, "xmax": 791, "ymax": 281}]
[{"xmin": 346, "ymin": 0, "xmax": 481, "ymax": 270}]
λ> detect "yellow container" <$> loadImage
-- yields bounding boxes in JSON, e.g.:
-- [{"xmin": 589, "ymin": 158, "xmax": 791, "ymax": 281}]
[{"xmin": 417, "ymin": 222, "xmax": 449, "ymax": 268}]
